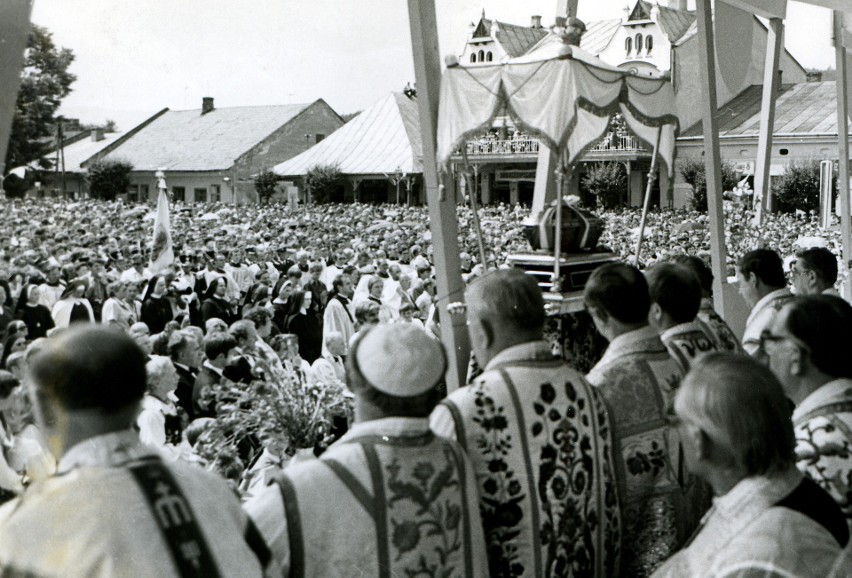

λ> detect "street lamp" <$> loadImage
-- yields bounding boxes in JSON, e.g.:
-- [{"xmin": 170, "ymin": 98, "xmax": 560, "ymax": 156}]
[{"xmin": 384, "ymin": 166, "xmax": 407, "ymax": 205}]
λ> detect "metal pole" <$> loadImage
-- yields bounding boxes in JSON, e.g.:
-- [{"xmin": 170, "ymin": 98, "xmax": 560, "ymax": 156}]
[
  {"xmin": 696, "ymin": 0, "xmax": 730, "ymax": 312},
  {"xmin": 407, "ymin": 0, "xmax": 469, "ymax": 391},
  {"xmin": 753, "ymin": 18, "xmax": 784, "ymax": 225},
  {"xmin": 552, "ymin": 161, "xmax": 565, "ymax": 291},
  {"xmin": 834, "ymin": 11, "xmax": 852, "ymax": 302},
  {"xmin": 634, "ymin": 128, "xmax": 662, "ymax": 266}
]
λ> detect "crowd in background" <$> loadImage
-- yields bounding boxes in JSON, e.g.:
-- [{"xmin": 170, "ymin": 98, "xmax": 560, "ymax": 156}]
[{"xmin": 0, "ymin": 198, "xmax": 850, "ymax": 576}]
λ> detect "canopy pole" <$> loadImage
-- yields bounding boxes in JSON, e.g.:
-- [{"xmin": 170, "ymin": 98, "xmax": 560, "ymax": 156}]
[
  {"xmin": 696, "ymin": 0, "xmax": 730, "ymax": 313},
  {"xmin": 552, "ymin": 161, "xmax": 567, "ymax": 291},
  {"xmin": 461, "ymin": 149, "xmax": 490, "ymax": 270},
  {"xmin": 0, "ymin": 0, "xmax": 31, "ymax": 182},
  {"xmin": 407, "ymin": 0, "xmax": 470, "ymax": 391},
  {"xmin": 753, "ymin": 18, "xmax": 784, "ymax": 226},
  {"xmin": 834, "ymin": 11, "xmax": 852, "ymax": 302},
  {"xmin": 634, "ymin": 128, "xmax": 662, "ymax": 267}
]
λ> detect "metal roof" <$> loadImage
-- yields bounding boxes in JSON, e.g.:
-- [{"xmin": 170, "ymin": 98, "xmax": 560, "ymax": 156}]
[
  {"xmin": 681, "ymin": 81, "xmax": 849, "ymax": 138},
  {"xmin": 12, "ymin": 132, "xmax": 125, "ymax": 175},
  {"xmin": 100, "ymin": 103, "xmax": 314, "ymax": 171},
  {"xmin": 272, "ymin": 93, "xmax": 421, "ymax": 178},
  {"xmin": 655, "ymin": 5, "xmax": 695, "ymax": 42}
]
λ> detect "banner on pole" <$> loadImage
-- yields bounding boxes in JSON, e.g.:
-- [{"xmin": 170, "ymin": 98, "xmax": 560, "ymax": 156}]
[{"xmin": 149, "ymin": 188, "xmax": 174, "ymax": 273}]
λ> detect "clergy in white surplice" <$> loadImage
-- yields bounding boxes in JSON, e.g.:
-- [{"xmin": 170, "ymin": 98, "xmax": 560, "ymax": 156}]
[{"xmin": 246, "ymin": 324, "xmax": 488, "ymax": 578}]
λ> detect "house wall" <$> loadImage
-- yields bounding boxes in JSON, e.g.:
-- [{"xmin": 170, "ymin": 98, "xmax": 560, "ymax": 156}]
[
  {"xmin": 460, "ymin": 34, "xmax": 506, "ymax": 65},
  {"xmin": 233, "ymin": 100, "xmax": 344, "ymax": 203},
  {"xmin": 599, "ymin": 20, "xmax": 671, "ymax": 75},
  {"xmin": 673, "ymin": 135, "xmax": 848, "ymax": 208},
  {"xmin": 126, "ymin": 171, "xmax": 231, "ymax": 204}
]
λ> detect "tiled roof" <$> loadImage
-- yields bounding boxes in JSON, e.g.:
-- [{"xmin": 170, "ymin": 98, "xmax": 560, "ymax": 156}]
[
  {"xmin": 655, "ymin": 5, "xmax": 695, "ymax": 42},
  {"xmin": 681, "ymin": 82, "xmax": 848, "ymax": 138},
  {"xmin": 101, "ymin": 103, "xmax": 314, "ymax": 171},
  {"xmin": 474, "ymin": 18, "xmax": 550, "ymax": 58},
  {"xmin": 272, "ymin": 93, "xmax": 421, "ymax": 177}
]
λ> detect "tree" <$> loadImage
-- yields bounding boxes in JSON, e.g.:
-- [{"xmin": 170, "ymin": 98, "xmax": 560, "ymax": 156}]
[
  {"xmin": 254, "ymin": 170, "xmax": 279, "ymax": 204},
  {"xmin": 87, "ymin": 159, "xmax": 133, "ymax": 200},
  {"xmin": 772, "ymin": 158, "xmax": 835, "ymax": 214},
  {"xmin": 4, "ymin": 26, "xmax": 76, "ymax": 174},
  {"xmin": 582, "ymin": 162, "xmax": 627, "ymax": 209},
  {"xmin": 678, "ymin": 157, "xmax": 738, "ymax": 212},
  {"xmin": 305, "ymin": 164, "xmax": 343, "ymax": 204}
]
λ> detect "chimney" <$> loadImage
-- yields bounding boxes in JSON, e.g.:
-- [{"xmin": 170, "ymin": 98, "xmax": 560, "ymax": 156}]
[
  {"xmin": 202, "ymin": 97, "xmax": 214, "ymax": 115},
  {"xmin": 91, "ymin": 129, "xmax": 104, "ymax": 142},
  {"xmin": 530, "ymin": 15, "xmax": 542, "ymax": 29}
]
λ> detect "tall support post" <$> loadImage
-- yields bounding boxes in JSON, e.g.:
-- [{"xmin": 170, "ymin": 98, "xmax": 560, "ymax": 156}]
[
  {"xmin": 0, "ymin": 1, "xmax": 32, "ymax": 177},
  {"xmin": 408, "ymin": 0, "xmax": 470, "ymax": 391},
  {"xmin": 695, "ymin": 0, "xmax": 730, "ymax": 312},
  {"xmin": 834, "ymin": 11, "xmax": 852, "ymax": 302},
  {"xmin": 753, "ymin": 18, "xmax": 784, "ymax": 225},
  {"xmin": 555, "ymin": 0, "xmax": 580, "ymax": 21}
]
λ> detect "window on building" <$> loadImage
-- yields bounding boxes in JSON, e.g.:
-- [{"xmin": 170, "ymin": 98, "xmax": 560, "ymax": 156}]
[
  {"xmin": 210, "ymin": 185, "xmax": 220, "ymax": 203},
  {"xmin": 471, "ymin": 53, "xmax": 477, "ymax": 63},
  {"xmin": 635, "ymin": 33, "xmax": 643, "ymax": 53},
  {"xmin": 140, "ymin": 184, "xmax": 149, "ymax": 201},
  {"xmin": 195, "ymin": 187, "xmax": 207, "ymax": 203},
  {"xmin": 128, "ymin": 184, "xmax": 139, "ymax": 203},
  {"xmin": 315, "ymin": 134, "xmax": 325, "ymax": 143},
  {"xmin": 625, "ymin": 37, "xmax": 632, "ymax": 54},
  {"xmin": 172, "ymin": 186, "xmax": 185, "ymax": 202},
  {"xmin": 486, "ymin": 51, "xmax": 493, "ymax": 62},
  {"xmin": 779, "ymin": 148, "xmax": 789, "ymax": 156},
  {"xmin": 478, "ymin": 50, "xmax": 484, "ymax": 61},
  {"xmin": 646, "ymin": 35, "xmax": 653, "ymax": 53}
]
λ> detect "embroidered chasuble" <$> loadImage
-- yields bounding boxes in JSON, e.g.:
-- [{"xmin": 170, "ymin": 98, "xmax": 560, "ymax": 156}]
[
  {"xmin": 660, "ymin": 320, "xmax": 719, "ymax": 372},
  {"xmin": 793, "ymin": 378, "xmax": 852, "ymax": 531},
  {"xmin": 431, "ymin": 341, "xmax": 621, "ymax": 578},
  {"xmin": 586, "ymin": 325, "xmax": 710, "ymax": 577},
  {"xmin": 697, "ymin": 298, "xmax": 743, "ymax": 354},
  {"xmin": 246, "ymin": 417, "xmax": 488, "ymax": 578}
]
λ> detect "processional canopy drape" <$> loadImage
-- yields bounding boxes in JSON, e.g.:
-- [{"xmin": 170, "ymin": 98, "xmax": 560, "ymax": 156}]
[{"xmin": 437, "ymin": 44, "xmax": 681, "ymax": 178}]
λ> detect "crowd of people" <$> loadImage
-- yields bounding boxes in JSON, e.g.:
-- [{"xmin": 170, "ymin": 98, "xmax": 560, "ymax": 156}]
[{"xmin": 0, "ymin": 197, "xmax": 850, "ymax": 576}]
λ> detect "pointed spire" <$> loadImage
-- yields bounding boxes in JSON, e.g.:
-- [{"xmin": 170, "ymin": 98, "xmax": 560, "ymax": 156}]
[{"xmin": 481, "ymin": 8, "xmax": 485, "ymax": 19}]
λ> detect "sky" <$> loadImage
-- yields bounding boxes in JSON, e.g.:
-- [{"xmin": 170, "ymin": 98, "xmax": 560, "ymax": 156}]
[{"xmin": 30, "ymin": 0, "xmax": 836, "ymax": 132}]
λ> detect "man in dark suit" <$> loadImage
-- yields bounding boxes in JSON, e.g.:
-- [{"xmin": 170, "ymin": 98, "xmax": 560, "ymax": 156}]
[
  {"xmin": 193, "ymin": 332, "xmax": 239, "ymax": 418},
  {"xmin": 167, "ymin": 330, "xmax": 202, "ymax": 420}
]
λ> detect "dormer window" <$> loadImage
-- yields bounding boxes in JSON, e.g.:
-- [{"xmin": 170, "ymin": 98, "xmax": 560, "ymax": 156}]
[
  {"xmin": 478, "ymin": 49, "xmax": 485, "ymax": 62},
  {"xmin": 625, "ymin": 36, "xmax": 632, "ymax": 54},
  {"xmin": 635, "ymin": 33, "xmax": 643, "ymax": 53}
]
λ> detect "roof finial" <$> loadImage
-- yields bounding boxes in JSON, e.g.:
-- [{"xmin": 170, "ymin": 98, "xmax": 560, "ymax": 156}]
[{"xmin": 481, "ymin": 8, "xmax": 485, "ymax": 19}]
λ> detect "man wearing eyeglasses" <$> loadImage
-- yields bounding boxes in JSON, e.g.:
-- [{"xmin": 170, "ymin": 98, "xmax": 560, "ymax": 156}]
[
  {"xmin": 736, "ymin": 249, "xmax": 793, "ymax": 357},
  {"xmin": 763, "ymin": 295, "xmax": 852, "ymax": 532},
  {"xmin": 653, "ymin": 353, "xmax": 847, "ymax": 577},
  {"xmin": 790, "ymin": 247, "xmax": 839, "ymax": 297}
]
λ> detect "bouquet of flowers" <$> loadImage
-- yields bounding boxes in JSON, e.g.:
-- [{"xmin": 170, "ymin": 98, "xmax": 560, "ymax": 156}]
[{"xmin": 193, "ymin": 361, "xmax": 354, "ymax": 492}]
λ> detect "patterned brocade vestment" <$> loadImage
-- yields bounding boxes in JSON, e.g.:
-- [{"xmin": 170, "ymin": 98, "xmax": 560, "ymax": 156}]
[
  {"xmin": 793, "ymin": 378, "xmax": 852, "ymax": 531},
  {"xmin": 742, "ymin": 288, "xmax": 793, "ymax": 356},
  {"xmin": 697, "ymin": 298, "xmax": 743, "ymax": 354},
  {"xmin": 431, "ymin": 341, "xmax": 621, "ymax": 578},
  {"xmin": 246, "ymin": 417, "xmax": 488, "ymax": 578},
  {"xmin": 586, "ymin": 325, "xmax": 709, "ymax": 577},
  {"xmin": 660, "ymin": 320, "xmax": 719, "ymax": 373}
]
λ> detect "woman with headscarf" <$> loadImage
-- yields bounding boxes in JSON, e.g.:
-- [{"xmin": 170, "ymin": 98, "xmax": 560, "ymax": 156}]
[
  {"xmin": 0, "ymin": 334, "xmax": 27, "ymax": 370},
  {"xmin": 283, "ymin": 289, "xmax": 322, "ymax": 363},
  {"xmin": 15, "ymin": 286, "xmax": 53, "ymax": 341},
  {"xmin": 140, "ymin": 275, "xmax": 173, "ymax": 335},
  {"xmin": 51, "ymin": 278, "xmax": 95, "ymax": 329},
  {"xmin": 200, "ymin": 277, "xmax": 238, "ymax": 327}
]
